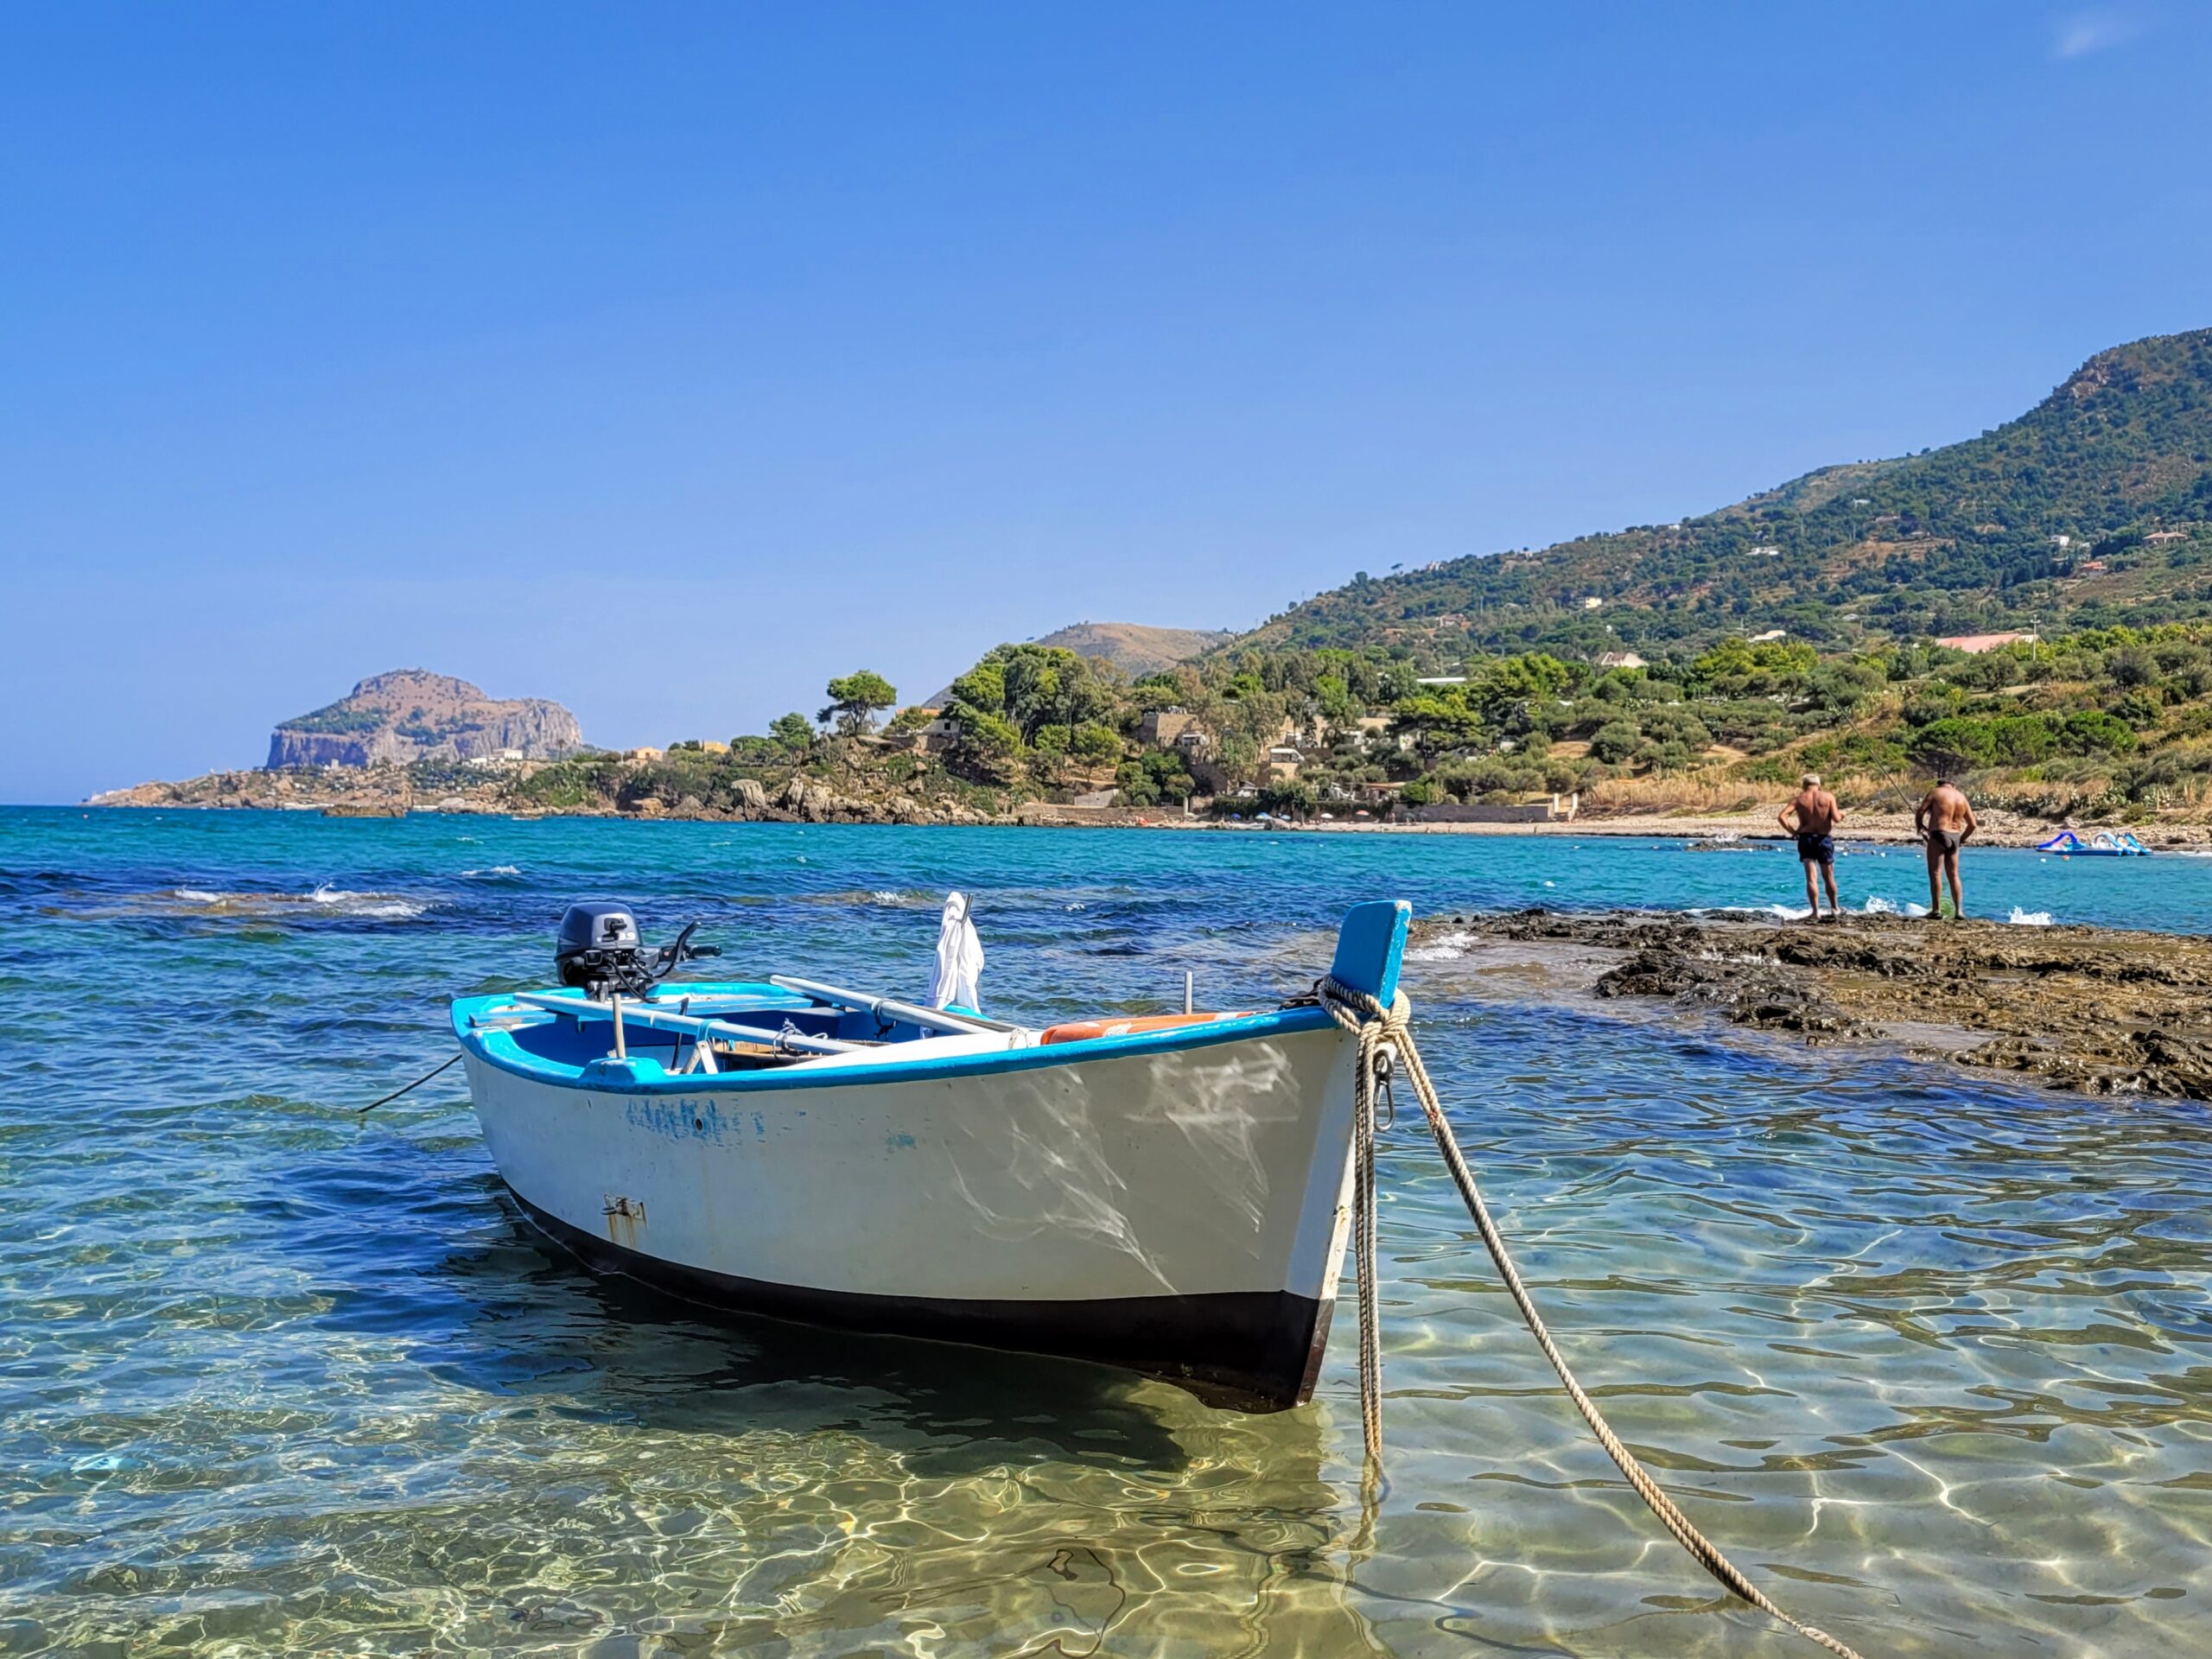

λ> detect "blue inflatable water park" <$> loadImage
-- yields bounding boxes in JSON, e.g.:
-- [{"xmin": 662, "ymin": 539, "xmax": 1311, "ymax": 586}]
[{"xmin": 2037, "ymin": 829, "xmax": 2151, "ymax": 856}]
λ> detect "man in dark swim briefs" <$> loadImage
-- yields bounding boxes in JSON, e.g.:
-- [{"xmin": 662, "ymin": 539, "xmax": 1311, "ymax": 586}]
[
  {"xmin": 1915, "ymin": 777, "xmax": 1977, "ymax": 918},
  {"xmin": 1777, "ymin": 772, "xmax": 1845, "ymax": 920}
]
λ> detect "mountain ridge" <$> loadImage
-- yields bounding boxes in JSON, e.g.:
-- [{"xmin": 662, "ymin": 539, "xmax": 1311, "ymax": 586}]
[
  {"xmin": 1232, "ymin": 327, "xmax": 2212, "ymax": 664},
  {"xmin": 923, "ymin": 620, "xmax": 1228, "ymax": 705},
  {"xmin": 1028, "ymin": 620, "xmax": 1232, "ymax": 677}
]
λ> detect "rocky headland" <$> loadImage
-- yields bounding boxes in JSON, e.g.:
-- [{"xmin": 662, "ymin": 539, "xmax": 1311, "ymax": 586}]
[
  {"xmin": 1410, "ymin": 909, "xmax": 2212, "ymax": 1100},
  {"xmin": 264, "ymin": 670, "xmax": 582, "ymax": 768}
]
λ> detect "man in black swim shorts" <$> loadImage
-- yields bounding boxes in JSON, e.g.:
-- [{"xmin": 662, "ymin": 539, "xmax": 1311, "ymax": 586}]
[
  {"xmin": 1777, "ymin": 771, "xmax": 1845, "ymax": 920},
  {"xmin": 1914, "ymin": 777, "xmax": 1978, "ymax": 918}
]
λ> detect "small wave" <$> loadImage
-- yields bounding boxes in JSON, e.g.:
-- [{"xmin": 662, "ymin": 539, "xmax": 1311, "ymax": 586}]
[
  {"xmin": 2006, "ymin": 906, "xmax": 2055, "ymax": 926},
  {"xmin": 308, "ymin": 884, "xmax": 427, "ymax": 918},
  {"xmin": 799, "ymin": 888, "xmax": 939, "ymax": 908},
  {"xmin": 460, "ymin": 866, "xmax": 522, "ymax": 879},
  {"xmin": 1861, "ymin": 896, "xmax": 1932, "ymax": 918},
  {"xmin": 1408, "ymin": 930, "xmax": 1475, "ymax": 962},
  {"xmin": 153, "ymin": 886, "xmax": 430, "ymax": 921},
  {"xmin": 1691, "ymin": 897, "xmax": 1931, "ymax": 922}
]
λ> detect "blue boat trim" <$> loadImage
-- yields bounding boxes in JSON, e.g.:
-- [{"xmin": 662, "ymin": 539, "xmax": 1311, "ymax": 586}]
[
  {"xmin": 454, "ymin": 988, "xmax": 1339, "ymax": 1094},
  {"xmin": 506, "ymin": 1185, "xmax": 1335, "ymax": 1409},
  {"xmin": 1328, "ymin": 899, "xmax": 1412, "ymax": 1006}
]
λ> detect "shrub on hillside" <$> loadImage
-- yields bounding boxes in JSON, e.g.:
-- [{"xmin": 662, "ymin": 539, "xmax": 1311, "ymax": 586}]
[{"xmin": 1589, "ymin": 720, "xmax": 1642, "ymax": 763}]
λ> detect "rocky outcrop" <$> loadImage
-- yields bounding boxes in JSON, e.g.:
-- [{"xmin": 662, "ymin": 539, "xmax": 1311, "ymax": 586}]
[
  {"xmin": 265, "ymin": 671, "xmax": 582, "ymax": 769},
  {"xmin": 1414, "ymin": 908, "xmax": 2212, "ymax": 1100}
]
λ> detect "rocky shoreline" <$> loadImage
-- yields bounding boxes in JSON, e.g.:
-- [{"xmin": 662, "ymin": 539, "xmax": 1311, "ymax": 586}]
[
  {"xmin": 85, "ymin": 766, "xmax": 2192, "ymax": 847},
  {"xmin": 1408, "ymin": 909, "xmax": 2212, "ymax": 1101},
  {"xmin": 88, "ymin": 768, "xmax": 1039, "ymax": 827}
]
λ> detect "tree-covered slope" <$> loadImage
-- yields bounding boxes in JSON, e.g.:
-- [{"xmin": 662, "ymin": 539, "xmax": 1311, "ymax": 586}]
[{"xmin": 1242, "ymin": 327, "xmax": 2212, "ymax": 661}]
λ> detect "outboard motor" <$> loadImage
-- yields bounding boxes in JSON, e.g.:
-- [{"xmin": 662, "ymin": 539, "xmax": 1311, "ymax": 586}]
[
  {"xmin": 556, "ymin": 902, "xmax": 719, "ymax": 997},
  {"xmin": 556, "ymin": 902, "xmax": 645, "ymax": 991}
]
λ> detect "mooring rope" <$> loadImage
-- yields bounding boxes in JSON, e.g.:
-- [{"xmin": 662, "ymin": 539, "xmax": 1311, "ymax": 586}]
[
  {"xmin": 1317, "ymin": 977, "xmax": 1868, "ymax": 1659},
  {"xmin": 353, "ymin": 1051, "xmax": 462, "ymax": 1114}
]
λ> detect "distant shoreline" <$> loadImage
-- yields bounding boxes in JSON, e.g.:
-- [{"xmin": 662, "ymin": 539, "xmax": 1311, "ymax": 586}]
[{"xmin": 70, "ymin": 798, "xmax": 2192, "ymax": 850}]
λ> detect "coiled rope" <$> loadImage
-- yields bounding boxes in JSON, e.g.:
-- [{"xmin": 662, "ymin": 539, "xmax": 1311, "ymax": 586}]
[{"xmin": 1317, "ymin": 976, "xmax": 1868, "ymax": 1659}]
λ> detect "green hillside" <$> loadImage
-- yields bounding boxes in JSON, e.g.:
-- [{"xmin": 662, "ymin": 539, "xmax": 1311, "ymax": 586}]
[{"xmin": 1243, "ymin": 327, "xmax": 2212, "ymax": 660}]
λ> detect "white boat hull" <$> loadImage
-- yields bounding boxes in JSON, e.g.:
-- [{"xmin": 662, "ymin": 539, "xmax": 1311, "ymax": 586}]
[{"xmin": 461, "ymin": 1019, "xmax": 1363, "ymax": 1405}]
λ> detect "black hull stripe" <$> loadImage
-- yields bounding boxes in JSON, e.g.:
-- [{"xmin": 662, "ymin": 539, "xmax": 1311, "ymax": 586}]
[{"xmin": 509, "ymin": 1186, "xmax": 1333, "ymax": 1411}]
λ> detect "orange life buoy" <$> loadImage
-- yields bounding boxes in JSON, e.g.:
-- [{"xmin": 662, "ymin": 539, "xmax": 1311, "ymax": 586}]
[{"xmin": 1039, "ymin": 1011, "xmax": 1252, "ymax": 1046}]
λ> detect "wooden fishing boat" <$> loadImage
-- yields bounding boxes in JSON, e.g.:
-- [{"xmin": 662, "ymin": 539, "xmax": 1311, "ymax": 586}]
[{"xmin": 451, "ymin": 899, "xmax": 1410, "ymax": 1407}]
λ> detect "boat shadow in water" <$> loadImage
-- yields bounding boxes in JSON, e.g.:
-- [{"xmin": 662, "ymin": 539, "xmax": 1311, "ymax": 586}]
[{"xmin": 425, "ymin": 1186, "xmax": 1208, "ymax": 1476}]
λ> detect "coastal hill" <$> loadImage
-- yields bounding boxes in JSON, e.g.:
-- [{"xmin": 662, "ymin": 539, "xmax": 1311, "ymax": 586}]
[
  {"xmin": 1238, "ymin": 327, "xmax": 2212, "ymax": 660},
  {"xmin": 925, "ymin": 620, "xmax": 1227, "ymax": 703},
  {"xmin": 264, "ymin": 670, "xmax": 583, "ymax": 768},
  {"xmin": 89, "ymin": 328, "xmax": 2212, "ymax": 839},
  {"xmin": 1029, "ymin": 621, "xmax": 1232, "ymax": 678}
]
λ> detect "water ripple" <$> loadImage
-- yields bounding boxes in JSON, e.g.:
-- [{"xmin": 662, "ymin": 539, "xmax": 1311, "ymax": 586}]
[{"xmin": 4, "ymin": 809, "xmax": 2212, "ymax": 1655}]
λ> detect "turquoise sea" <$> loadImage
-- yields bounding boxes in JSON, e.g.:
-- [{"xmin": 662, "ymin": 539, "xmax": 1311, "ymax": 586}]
[{"xmin": 7, "ymin": 805, "xmax": 2212, "ymax": 1657}]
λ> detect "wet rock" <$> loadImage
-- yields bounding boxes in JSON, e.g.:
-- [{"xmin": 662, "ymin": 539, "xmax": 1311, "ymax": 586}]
[
  {"xmin": 1595, "ymin": 944, "xmax": 1866, "ymax": 1039},
  {"xmin": 1415, "ymin": 909, "xmax": 2212, "ymax": 1101}
]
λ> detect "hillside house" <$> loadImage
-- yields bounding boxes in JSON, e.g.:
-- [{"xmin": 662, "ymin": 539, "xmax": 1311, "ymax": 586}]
[
  {"xmin": 1138, "ymin": 709, "xmax": 1205, "ymax": 748},
  {"xmin": 1596, "ymin": 651, "xmax": 1648, "ymax": 670},
  {"xmin": 2147, "ymin": 531, "xmax": 2186, "ymax": 543},
  {"xmin": 1264, "ymin": 747, "xmax": 1303, "ymax": 784}
]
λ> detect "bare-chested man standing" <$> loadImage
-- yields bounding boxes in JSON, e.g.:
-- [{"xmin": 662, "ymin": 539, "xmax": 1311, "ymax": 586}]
[
  {"xmin": 1777, "ymin": 772, "xmax": 1845, "ymax": 920},
  {"xmin": 1915, "ymin": 777, "xmax": 1978, "ymax": 918}
]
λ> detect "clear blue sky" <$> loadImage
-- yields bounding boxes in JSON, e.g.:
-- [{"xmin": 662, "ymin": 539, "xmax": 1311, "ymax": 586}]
[{"xmin": 3, "ymin": 3, "xmax": 2208, "ymax": 802}]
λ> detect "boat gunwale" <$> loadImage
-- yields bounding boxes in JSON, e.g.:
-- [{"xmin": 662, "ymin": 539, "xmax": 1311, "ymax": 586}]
[{"xmin": 451, "ymin": 984, "xmax": 1336, "ymax": 1096}]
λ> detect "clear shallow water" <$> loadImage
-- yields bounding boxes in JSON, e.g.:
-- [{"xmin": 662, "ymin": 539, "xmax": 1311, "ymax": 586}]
[{"xmin": 6, "ymin": 807, "xmax": 2212, "ymax": 1656}]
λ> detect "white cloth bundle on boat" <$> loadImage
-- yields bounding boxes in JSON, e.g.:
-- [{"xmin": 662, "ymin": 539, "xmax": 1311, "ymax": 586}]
[{"xmin": 928, "ymin": 891, "xmax": 984, "ymax": 1012}]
